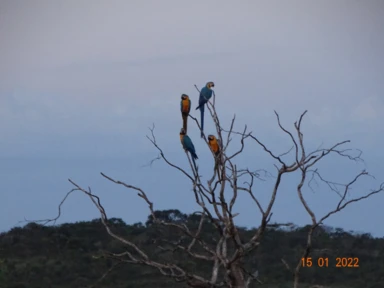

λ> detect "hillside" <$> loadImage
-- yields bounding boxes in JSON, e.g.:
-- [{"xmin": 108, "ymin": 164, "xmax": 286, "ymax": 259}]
[{"xmin": 0, "ymin": 210, "xmax": 383, "ymax": 288}]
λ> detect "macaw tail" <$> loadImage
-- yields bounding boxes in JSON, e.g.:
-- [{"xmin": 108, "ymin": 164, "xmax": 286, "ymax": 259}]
[
  {"xmin": 191, "ymin": 151, "xmax": 198, "ymax": 160},
  {"xmin": 200, "ymin": 106, "xmax": 205, "ymax": 138},
  {"xmin": 182, "ymin": 113, "xmax": 188, "ymax": 134},
  {"xmin": 191, "ymin": 155, "xmax": 198, "ymax": 172}
]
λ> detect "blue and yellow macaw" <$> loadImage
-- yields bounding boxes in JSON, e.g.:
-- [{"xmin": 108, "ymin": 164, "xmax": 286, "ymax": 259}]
[
  {"xmin": 195, "ymin": 81, "xmax": 215, "ymax": 138},
  {"xmin": 180, "ymin": 94, "xmax": 191, "ymax": 134},
  {"xmin": 180, "ymin": 128, "xmax": 198, "ymax": 170},
  {"xmin": 208, "ymin": 134, "xmax": 222, "ymax": 164},
  {"xmin": 208, "ymin": 135, "xmax": 220, "ymax": 156},
  {"xmin": 208, "ymin": 134, "xmax": 223, "ymax": 179}
]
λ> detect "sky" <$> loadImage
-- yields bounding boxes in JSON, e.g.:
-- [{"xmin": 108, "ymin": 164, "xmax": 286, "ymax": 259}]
[{"xmin": 0, "ymin": 0, "xmax": 384, "ymax": 237}]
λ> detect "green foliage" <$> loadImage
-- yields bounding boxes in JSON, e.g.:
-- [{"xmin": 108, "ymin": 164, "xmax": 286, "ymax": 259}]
[{"xmin": 0, "ymin": 210, "xmax": 383, "ymax": 287}]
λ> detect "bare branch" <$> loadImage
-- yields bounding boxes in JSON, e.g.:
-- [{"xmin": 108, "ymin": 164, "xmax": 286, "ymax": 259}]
[
  {"xmin": 318, "ymin": 173, "xmax": 383, "ymax": 225},
  {"xmin": 141, "ymin": 154, "xmax": 162, "ymax": 168},
  {"xmin": 274, "ymin": 110, "xmax": 300, "ymax": 165},
  {"xmin": 146, "ymin": 124, "xmax": 195, "ymax": 182},
  {"xmin": 88, "ymin": 261, "xmax": 122, "ymax": 288}
]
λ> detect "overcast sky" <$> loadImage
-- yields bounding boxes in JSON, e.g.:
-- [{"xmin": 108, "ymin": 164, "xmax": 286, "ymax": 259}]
[{"xmin": 1, "ymin": 0, "xmax": 383, "ymax": 237}]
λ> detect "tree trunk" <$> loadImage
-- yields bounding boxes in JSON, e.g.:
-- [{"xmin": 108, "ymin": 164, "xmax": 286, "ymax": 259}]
[{"xmin": 228, "ymin": 261, "xmax": 246, "ymax": 288}]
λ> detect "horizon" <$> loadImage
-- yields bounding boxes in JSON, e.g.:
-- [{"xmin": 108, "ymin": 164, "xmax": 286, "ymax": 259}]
[{"xmin": 4, "ymin": 213, "xmax": 381, "ymax": 239}]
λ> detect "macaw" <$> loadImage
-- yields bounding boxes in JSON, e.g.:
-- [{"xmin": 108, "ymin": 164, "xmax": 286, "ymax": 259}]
[
  {"xmin": 208, "ymin": 134, "xmax": 223, "ymax": 163},
  {"xmin": 180, "ymin": 94, "xmax": 191, "ymax": 134},
  {"xmin": 195, "ymin": 81, "xmax": 215, "ymax": 138},
  {"xmin": 207, "ymin": 134, "xmax": 221, "ymax": 156},
  {"xmin": 180, "ymin": 128, "xmax": 198, "ymax": 170},
  {"xmin": 208, "ymin": 134, "xmax": 222, "ymax": 178}
]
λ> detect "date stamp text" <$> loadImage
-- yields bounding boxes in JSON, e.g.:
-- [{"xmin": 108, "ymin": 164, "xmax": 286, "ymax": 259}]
[{"xmin": 301, "ymin": 257, "xmax": 359, "ymax": 268}]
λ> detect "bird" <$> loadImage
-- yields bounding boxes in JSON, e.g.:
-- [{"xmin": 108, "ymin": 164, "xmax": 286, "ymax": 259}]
[
  {"xmin": 208, "ymin": 134, "xmax": 222, "ymax": 168},
  {"xmin": 207, "ymin": 134, "xmax": 220, "ymax": 156},
  {"xmin": 195, "ymin": 81, "xmax": 215, "ymax": 138},
  {"xmin": 180, "ymin": 128, "xmax": 198, "ymax": 170},
  {"xmin": 180, "ymin": 94, "xmax": 191, "ymax": 133}
]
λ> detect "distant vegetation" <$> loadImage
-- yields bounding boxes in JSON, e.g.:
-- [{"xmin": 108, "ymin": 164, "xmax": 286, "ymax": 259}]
[{"xmin": 0, "ymin": 210, "xmax": 383, "ymax": 288}]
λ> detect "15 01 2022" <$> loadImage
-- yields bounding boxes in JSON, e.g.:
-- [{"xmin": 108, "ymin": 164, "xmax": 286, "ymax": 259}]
[{"xmin": 301, "ymin": 257, "xmax": 359, "ymax": 268}]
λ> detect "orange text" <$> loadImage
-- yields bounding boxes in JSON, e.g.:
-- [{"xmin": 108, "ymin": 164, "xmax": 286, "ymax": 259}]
[{"xmin": 301, "ymin": 257, "xmax": 359, "ymax": 268}]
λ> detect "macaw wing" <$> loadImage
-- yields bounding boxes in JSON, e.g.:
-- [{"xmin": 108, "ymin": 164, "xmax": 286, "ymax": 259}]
[
  {"xmin": 180, "ymin": 100, "xmax": 183, "ymax": 112},
  {"xmin": 187, "ymin": 99, "xmax": 191, "ymax": 113},
  {"xmin": 204, "ymin": 88, "xmax": 213, "ymax": 101},
  {"xmin": 183, "ymin": 135, "xmax": 195, "ymax": 153},
  {"xmin": 198, "ymin": 90, "xmax": 205, "ymax": 103},
  {"xmin": 206, "ymin": 89, "xmax": 213, "ymax": 100},
  {"xmin": 201, "ymin": 87, "xmax": 207, "ymax": 98}
]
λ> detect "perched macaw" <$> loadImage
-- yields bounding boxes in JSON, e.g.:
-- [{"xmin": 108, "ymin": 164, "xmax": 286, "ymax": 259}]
[
  {"xmin": 180, "ymin": 94, "xmax": 191, "ymax": 134},
  {"xmin": 195, "ymin": 81, "xmax": 215, "ymax": 138},
  {"xmin": 180, "ymin": 128, "xmax": 198, "ymax": 170},
  {"xmin": 208, "ymin": 134, "xmax": 222, "ymax": 178},
  {"xmin": 207, "ymin": 135, "xmax": 220, "ymax": 156}
]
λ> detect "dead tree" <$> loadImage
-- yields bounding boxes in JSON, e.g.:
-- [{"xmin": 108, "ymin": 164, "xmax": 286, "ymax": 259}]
[{"xmin": 31, "ymin": 86, "xmax": 384, "ymax": 288}]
